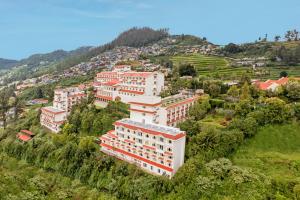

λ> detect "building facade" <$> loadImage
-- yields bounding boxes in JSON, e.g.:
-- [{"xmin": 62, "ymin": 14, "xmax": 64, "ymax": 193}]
[
  {"xmin": 40, "ymin": 87, "xmax": 86, "ymax": 133},
  {"xmin": 100, "ymin": 96, "xmax": 186, "ymax": 178},
  {"xmin": 94, "ymin": 68, "xmax": 164, "ymax": 107}
]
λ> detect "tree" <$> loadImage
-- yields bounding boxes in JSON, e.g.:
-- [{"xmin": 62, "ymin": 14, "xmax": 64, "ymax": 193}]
[
  {"xmin": 189, "ymin": 99, "xmax": 211, "ymax": 120},
  {"xmin": 240, "ymin": 82, "xmax": 251, "ymax": 100},
  {"xmin": 227, "ymin": 85, "xmax": 239, "ymax": 99},
  {"xmin": 240, "ymin": 73, "xmax": 251, "ymax": 84},
  {"xmin": 223, "ymin": 43, "xmax": 242, "ymax": 54},
  {"xmin": 207, "ymin": 84, "xmax": 221, "ymax": 98},
  {"xmin": 0, "ymin": 88, "xmax": 12, "ymax": 129},
  {"xmin": 263, "ymin": 97, "xmax": 291, "ymax": 124},
  {"xmin": 285, "ymin": 81, "xmax": 300, "ymax": 100},
  {"xmin": 280, "ymin": 71, "xmax": 288, "ymax": 78},
  {"xmin": 179, "ymin": 64, "xmax": 197, "ymax": 77},
  {"xmin": 274, "ymin": 35, "xmax": 281, "ymax": 42}
]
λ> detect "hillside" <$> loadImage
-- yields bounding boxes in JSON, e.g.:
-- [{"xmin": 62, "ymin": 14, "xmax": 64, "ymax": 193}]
[
  {"xmin": 233, "ymin": 124, "xmax": 300, "ymax": 197},
  {"xmin": 0, "ymin": 58, "xmax": 18, "ymax": 70}
]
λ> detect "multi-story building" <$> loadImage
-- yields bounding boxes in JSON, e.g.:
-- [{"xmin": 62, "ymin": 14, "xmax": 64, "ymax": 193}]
[
  {"xmin": 128, "ymin": 93, "xmax": 199, "ymax": 127},
  {"xmin": 94, "ymin": 68, "xmax": 164, "ymax": 107},
  {"xmin": 40, "ymin": 87, "xmax": 86, "ymax": 133},
  {"xmin": 100, "ymin": 96, "xmax": 186, "ymax": 178}
]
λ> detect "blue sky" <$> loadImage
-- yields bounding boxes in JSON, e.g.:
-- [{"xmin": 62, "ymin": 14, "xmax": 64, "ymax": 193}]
[{"xmin": 1, "ymin": 0, "xmax": 300, "ymax": 59}]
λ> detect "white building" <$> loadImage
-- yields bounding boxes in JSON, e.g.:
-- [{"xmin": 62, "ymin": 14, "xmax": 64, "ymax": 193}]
[
  {"xmin": 94, "ymin": 69, "xmax": 164, "ymax": 107},
  {"xmin": 40, "ymin": 87, "xmax": 86, "ymax": 133},
  {"xmin": 128, "ymin": 93, "xmax": 199, "ymax": 127},
  {"xmin": 100, "ymin": 96, "xmax": 186, "ymax": 178}
]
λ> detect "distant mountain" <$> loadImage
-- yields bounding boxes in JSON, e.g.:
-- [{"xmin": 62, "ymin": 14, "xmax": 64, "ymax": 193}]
[
  {"xmin": 0, "ymin": 58, "xmax": 19, "ymax": 70},
  {"xmin": 18, "ymin": 46, "xmax": 92, "ymax": 69},
  {"xmin": 54, "ymin": 27, "xmax": 170, "ymax": 71}
]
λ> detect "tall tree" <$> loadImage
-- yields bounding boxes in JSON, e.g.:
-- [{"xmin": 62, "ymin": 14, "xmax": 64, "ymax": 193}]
[{"xmin": 240, "ymin": 82, "xmax": 251, "ymax": 100}]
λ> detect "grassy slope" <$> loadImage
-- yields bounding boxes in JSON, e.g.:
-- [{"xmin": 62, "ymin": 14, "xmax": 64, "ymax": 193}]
[
  {"xmin": 232, "ymin": 123, "xmax": 300, "ymax": 182},
  {"xmin": 0, "ymin": 153, "xmax": 114, "ymax": 200}
]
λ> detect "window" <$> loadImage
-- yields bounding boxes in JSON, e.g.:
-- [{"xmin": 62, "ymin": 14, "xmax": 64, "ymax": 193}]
[
  {"xmin": 150, "ymin": 166, "xmax": 153, "ymax": 170},
  {"xmin": 143, "ymin": 163, "xmax": 147, "ymax": 167},
  {"xmin": 159, "ymin": 145, "xmax": 164, "ymax": 150},
  {"xmin": 167, "ymin": 148, "xmax": 172, "ymax": 152},
  {"xmin": 160, "ymin": 137, "xmax": 164, "ymax": 142},
  {"xmin": 158, "ymin": 169, "xmax": 161, "ymax": 173},
  {"xmin": 168, "ymin": 140, "xmax": 172, "ymax": 144},
  {"xmin": 146, "ymin": 134, "xmax": 149, "ymax": 138},
  {"xmin": 137, "ymin": 139, "xmax": 142, "ymax": 144},
  {"xmin": 161, "ymin": 160, "xmax": 164, "ymax": 164}
]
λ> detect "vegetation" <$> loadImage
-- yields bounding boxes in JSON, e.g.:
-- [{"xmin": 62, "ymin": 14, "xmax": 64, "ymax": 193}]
[{"xmin": 0, "ymin": 153, "xmax": 113, "ymax": 200}]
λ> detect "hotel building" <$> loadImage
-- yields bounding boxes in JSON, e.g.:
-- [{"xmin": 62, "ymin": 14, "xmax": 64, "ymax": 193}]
[
  {"xmin": 40, "ymin": 87, "xmax": 86, "ymax": 133},
  {"xmin": 100, "ymin": 96, "xmax": 186, "ymax": 178},
  {"xmin": 94, "ymin": 67, "xmax": 164, "ymax": 107},
  {"xmin": 99, "ymin": 93, "xmax": 199, "ymax": 178}
]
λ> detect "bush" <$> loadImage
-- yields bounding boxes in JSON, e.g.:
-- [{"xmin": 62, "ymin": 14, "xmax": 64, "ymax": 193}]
[{"xmin": 209, "ymin": 99, "xmax": 225, "ymax": 108}]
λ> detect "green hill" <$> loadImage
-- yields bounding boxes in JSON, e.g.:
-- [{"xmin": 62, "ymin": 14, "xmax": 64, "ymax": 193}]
[{"xmin": 233, "ymin": 123, "xmax": 300, "ymax": 183}]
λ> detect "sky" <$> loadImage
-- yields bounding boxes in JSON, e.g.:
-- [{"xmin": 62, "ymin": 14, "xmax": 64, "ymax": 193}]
[{"xmin": 1, "ymin": 0, "xmax": 300, "ymax": 60}]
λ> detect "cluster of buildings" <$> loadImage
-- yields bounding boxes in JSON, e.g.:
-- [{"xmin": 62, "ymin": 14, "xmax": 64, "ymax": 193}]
[
  {"xmin": 93, "ymin": 65, "xmax": 164, "ymax": 107},
  {"xmin": 38, "ymin": 64, "xmax": 200, "ymax": 177},
  {"xmin": 95, "ymin": 65, "xmax": 199, "ymax": 178},
  {"xmin": 40, "ymin": 87, "xmax": 86, "ymax": 133}
]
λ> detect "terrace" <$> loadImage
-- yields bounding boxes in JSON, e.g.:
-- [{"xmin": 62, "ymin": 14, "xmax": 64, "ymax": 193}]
[
  {"xmin": 161, "ymin": 93, "xmax": 195, "ymax": 107},
  {"xmin": 116, "ymin": 118, "xmax": 184, "ymax": 137}
]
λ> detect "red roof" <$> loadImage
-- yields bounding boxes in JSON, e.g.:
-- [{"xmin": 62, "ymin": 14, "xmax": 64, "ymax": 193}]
[
  {"xmin": 123, "ymin": 72, "xmax": 152, "ymax": 78},
  {"xmin": 17, "ymin": 133, "xmax": 31, "ymax": 142},
  {"xmin": 256, "ymin": 77, "xmax": 289, "ymax": 90},
  {"xmin": 103, "ymin": 79, "xmax": 120, "ymax": 86},
  {"xmin": 21, "ymin": 130, "xmax": 34, "ymax": 136}
]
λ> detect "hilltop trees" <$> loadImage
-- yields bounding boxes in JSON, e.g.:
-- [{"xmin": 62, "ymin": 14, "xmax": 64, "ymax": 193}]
[
  {"xmin": 178, "ymin": 64, "xmax": 196, "ymax": 77},
  {"xmin": 285, "ymin": 29, "xmax": 299, "ymax": 41}
]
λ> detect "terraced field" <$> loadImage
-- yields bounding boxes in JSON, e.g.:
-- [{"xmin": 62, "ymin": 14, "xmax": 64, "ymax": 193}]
[
  {"xmin": 169, "ymin": 54, "xmax": 300, "ymax": 80},
  {"xmin": 170, "ymin": 54, "xmax": 251, "ymax": 78},
  {"xmin": 171, "ymin": 54, "xmax": 229, "ymax": 72},
  {"xmin": 260, "ymin": 66, "xmax": 300, "ymax": 80}
]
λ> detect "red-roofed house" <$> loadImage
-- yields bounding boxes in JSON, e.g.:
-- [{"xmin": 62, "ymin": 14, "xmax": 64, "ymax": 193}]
[
  {"xmin": 17, "ymin": 130, "xmax": 35, "ymax": 142},
  {"xmin": 255, "ymin": 77, "xmax": 289, "ymax": 91}
]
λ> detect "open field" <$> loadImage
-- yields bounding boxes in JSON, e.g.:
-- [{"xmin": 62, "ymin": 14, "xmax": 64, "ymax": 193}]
[{"xmin": 232, "ymin": 123, "xmax": 300, "ymax": 182}]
